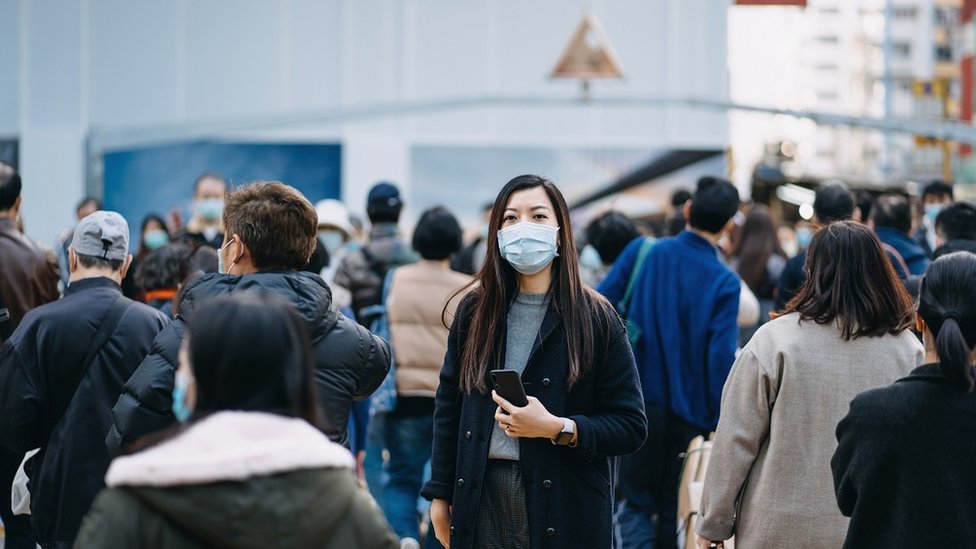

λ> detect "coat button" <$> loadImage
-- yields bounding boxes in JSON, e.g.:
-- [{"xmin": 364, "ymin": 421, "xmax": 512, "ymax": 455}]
[
  {"xmin": 450, "ymin": 526, "xmax": 455, "ymax": 536},
  {"xmin": 542, "ymin": 479, "xmax": 552, "ymax": 489},
  {"xmin": 465, "ymin": 431, "xmax": 472, "ymax": 440},
  {"xmin": 546, "ymin": 528, "xmax": 556, "ymax": 537},
  {"xmin": 457, "ymin": 478, "xmax": 465, "ymax": 488},
  {"xmin": 542, "ymin": 377, "xmax": 551, "ymax": 387}
]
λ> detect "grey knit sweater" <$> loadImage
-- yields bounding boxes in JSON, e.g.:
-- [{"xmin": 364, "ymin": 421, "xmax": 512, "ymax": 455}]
[{"xmin": 488, "ymin": 291, "xmax": 549, "ymax": 461}]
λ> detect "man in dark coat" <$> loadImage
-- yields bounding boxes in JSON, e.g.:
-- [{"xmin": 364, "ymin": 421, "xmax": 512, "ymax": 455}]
[
  {"xmin": 870, "ymin": 194, "xmax": 930, "ymax": 276},
  {"xmin": 107, "ymin": 182, "xmax": 390, "ymax": 455},
  {"xmin": 0, "ymin": 162, "xmax": 61, "ymax": 549},
  {"xmin": 932, "ymin": 201, "xmax": 976, "ymax": 259},
  {"xmin": 0, "ymin": 211, "xmax": 169, "ymax": 549}
]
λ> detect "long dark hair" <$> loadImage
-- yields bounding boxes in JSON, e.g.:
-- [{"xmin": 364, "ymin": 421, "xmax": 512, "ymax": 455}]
[
  {"xmin": 187, "ymin": 292, "xmax": 321, "ymax": 425},
  {"xmin": 777, "ymin": 220, "xmax": 914, "ymax": 339},
  {"xmin": 450, "ymin": 175, "xmax": 613, "ymax": 394},
  {"xmin": 917, "ymin": 252, "xmax": 976, "ymax": 391},
  {"xmin": 733, "ymin": 205, "xmax": 786, "ymax": 293}
]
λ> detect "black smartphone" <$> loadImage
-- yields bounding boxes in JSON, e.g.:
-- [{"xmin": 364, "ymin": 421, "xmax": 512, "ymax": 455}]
[{"xmin": 489, "ymin": 369, "xmax": 529, "ymax": 408}]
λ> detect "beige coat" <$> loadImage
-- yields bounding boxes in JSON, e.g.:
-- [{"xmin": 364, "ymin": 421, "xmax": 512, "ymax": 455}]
[
  {"xmin": 387, "ymin": 260, "xmax": 473, "ymax": 397},
  {"xmin": 696, "ymin": 313, "xmax": 924, "ymax": 548}
]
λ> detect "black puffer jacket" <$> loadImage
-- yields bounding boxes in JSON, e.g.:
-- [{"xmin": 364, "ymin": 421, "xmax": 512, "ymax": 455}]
[{"xmin": 106, "ymin": 271, "xmax": 390, "ymax": 456}]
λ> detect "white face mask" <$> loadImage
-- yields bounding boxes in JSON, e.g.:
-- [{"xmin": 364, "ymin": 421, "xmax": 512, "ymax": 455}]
[{"xmin": 497, "ymin": 222, "xmax": 560, "ymax": 275}]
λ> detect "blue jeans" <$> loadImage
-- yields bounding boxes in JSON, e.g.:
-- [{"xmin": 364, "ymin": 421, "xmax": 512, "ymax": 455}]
[
  {"xmin": 364, "ymin": 412, "xmax": 389, "ymax": 511},
  {"xmin": 383, "ymin": 414, "xmax": 433, "ymax": 540}
]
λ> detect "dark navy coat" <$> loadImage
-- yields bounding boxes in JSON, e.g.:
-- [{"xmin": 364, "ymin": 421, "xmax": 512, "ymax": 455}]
[{"xmin": 421, "ymin": 292, "xmax": 647, "ymax": 549}]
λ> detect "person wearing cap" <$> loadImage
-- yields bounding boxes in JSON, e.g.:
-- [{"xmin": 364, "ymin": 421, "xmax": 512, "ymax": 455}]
[
  {"xmin": 334, "ymin": 182, "xmax": 419, "ymax": 325},
  {"xmin": 0, "ymin": 211, "xmax": 169, "ymax": 549},
  {"xmin": 315, "ymin": 198, "xmax": 357, "ymax": 311}
]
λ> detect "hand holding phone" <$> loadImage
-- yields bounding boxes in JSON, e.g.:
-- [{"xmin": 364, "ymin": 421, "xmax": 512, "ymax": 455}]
[{"xmin": 489, "ymin": 369, "xmax": 528, "ymax": 408}]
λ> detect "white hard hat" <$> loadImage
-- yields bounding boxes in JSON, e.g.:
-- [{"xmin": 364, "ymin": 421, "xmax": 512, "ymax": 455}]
[{"xmin": 315, "ymin": 199, "xmax": 355, "ymax": 237}]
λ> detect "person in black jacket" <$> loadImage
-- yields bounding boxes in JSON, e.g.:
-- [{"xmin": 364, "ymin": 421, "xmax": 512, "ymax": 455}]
[
  {"xmin": 0, "ymin": 211, "xmax": 170, "ymax": 549},
  {"xmin": 832, "ymin": 252, "xmax": 976, "ymax": 548},
  {"xmin": 107, "ymin": 182, "xmax": 390, "ymax": 456},
  {"xmin": 422, "ymin": 175, "xmax": 647, "ymax": 549}
]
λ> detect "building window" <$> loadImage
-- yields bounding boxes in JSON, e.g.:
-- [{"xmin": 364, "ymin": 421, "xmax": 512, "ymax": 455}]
[{"xmin": 893, "ymin": 42, "xmax": 911, "ymax": 58}]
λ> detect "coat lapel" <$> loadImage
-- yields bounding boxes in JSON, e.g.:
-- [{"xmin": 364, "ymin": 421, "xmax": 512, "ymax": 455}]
[{"xmin": 526, "ymin": 304, "xmax": 561, "ymax": 369}]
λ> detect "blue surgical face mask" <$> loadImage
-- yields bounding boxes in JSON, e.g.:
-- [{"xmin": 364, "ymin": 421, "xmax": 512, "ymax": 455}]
[
  {"xmin": 497, "ymin": 222, "xmax": 559, "ymax": 275},
  {"xmin": 218, "ymin": 238, "xmax": 237, "ymax": 275},
  {"xmin": 318, "ymin": 229, "xmax": 345, "ymax": 255},
  {"xmin": 143, "ymin": 229, "xmax": 169, "ymax": 251},
  {"xmin": 579, "ymin": 244, "xmax": 604, "ymax": 269},
  {"xmin": 171, "ymin": 370, "xmax": 194, "ymax": 423},
  {"xmin": 796, "ymin": 227, "xmax": 814, "ymax": 249},
  {"xmin": 197, "ymin": 198, "xmax": 224, "ymax": 222},
  {"xmin": 925, "ymin": 203, "xmax": 945, "ymax": 224}
]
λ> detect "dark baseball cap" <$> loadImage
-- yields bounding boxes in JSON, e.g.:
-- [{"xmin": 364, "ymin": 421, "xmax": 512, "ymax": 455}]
[{"xmin": 367, "ymin": 182, "xmax": 402, "ymax": 209}]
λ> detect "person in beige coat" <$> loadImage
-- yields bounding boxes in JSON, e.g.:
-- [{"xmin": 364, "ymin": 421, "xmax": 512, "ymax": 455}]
[
  {"xmin": 383, "ymin": 206, "xmax": 473, "ymax": 546},
  {"xmin": 696, "ymin": 221, "xmax": 925, "ymax": 549}
]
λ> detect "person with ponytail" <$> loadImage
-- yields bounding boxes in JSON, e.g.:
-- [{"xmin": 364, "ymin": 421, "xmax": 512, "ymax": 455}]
[
  {"xmin": 832, "ymin": 251, "xmax": 976, "ymax": 548},
  {"xmin": 421, "ymin": 175, "xmax": 647, "ymax": 549}
]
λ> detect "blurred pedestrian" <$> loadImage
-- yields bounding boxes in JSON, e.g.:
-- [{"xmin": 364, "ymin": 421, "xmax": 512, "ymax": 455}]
[
  {"xmin": 932, "ymin": 201, "xmax": 976, "ymax": 258},
  {"xmin": 696, "ymin": 221, "xmax": 923, "ymax": 549},
  {"xmin": 334, "ymin": 182, "xmax": 418, "ymax": 325},
  {"xmin": 108, "ymin": 182, "xmax": 390, "ymax": 455},
  {"xmin": 913, "ymin": 180, "xmax": 954, "ymax": 258},
  {"xmin": 0, "ymin": 211, "xmax": 169, "ymax": 549},
  {"xmin": 0, "ymin": 162, "xmax": 60, "ymax": 549},
  {"xmin": 383, "ymin": 207, "xmax": 473, "ymax": 546},
  {"xmin": 175, "ymin": 173, "xmax": 226, "ymax": 249},
  {"xmin": 869, "ymin": 194, "xmax": 929, "ymax": 277},
  {"xmin": 452, "ymin": 202, "xmax": 493, "ymax": 275},
  {"xmin": 55, "ymin": 197, "xmax": 101, "ymax": 289},
  {"xmin": 598, "ymin": 176, "xmax": 741, "ymax": 549},
  {"xmin": 122, "ymin": 213, "xmax": 171, "ymax": 300},
  {"xmin": 75, "ymin": 293, "xmax": 398, "ymax": 549},
  {"xmin": 731, "ymin": 205, "xmax": 787, "ymax": 342},
  {"xmin": 581, "ymin": 211, "xmax": 639, "ymax": 287},
  {"xmin": 775, "ymin": 184, "xmax": 856, "ymax": 310},
  {"xmin": 315, "ymin": 198, "xmax": 356, "ymax": 310},
  {"xmin": 134, "ymin": 243, "xmax": 194, "ymax": 317},
  {"xmin": 832, "ymin": 252, "xmax": 976, "ymax": 548},
  {"xmin": 424, "ymin": 175, "xmax": 646, "ymax": 549}
]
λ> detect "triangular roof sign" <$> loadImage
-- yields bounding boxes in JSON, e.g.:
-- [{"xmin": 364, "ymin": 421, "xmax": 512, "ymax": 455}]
[{"xmin": 551, "ymin": 14, "xmax": 623, "ymax": 79}]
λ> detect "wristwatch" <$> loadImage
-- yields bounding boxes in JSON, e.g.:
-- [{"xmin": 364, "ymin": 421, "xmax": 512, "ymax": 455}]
[{"xmin": 551, "ymin": 417, "xmax": 576, "ymax": 446}]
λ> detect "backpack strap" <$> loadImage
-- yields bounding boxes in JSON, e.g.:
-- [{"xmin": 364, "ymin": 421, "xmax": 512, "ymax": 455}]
[{"xmin": 618, "ymin": 237, "xmax": 655, "ymax": 317}]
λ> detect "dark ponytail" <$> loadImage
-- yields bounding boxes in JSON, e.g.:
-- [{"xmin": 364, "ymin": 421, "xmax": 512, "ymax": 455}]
[{"xmin": 917, "ymin": 253, "xmax": 976, "ymax": 392}]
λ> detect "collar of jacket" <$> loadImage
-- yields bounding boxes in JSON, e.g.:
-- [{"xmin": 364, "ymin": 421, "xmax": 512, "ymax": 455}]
[
  {"xmin": 369, "ymin": 222, "xmax": 399, "ymax": 239},
  {"xmin": 898, "ymin": 363, "xmax": 957, "ymax": 385},
  {"xmin": 678, "ymin": 229, "xmax": 722, "ymax": 255},
  {"xmin": 105, "ymin": 411, "xmax": 353, "ymax": 488},
  {"xmin": 0, "ymin": 217, "xmax": 16, "ymax": 233},
  {"xmin": 525, "ymin": 300, "xmax": 562, "ymax": 372},
  {"xmin": 65, "ymin": 276, "xmax": 122, "ymax": 297}
]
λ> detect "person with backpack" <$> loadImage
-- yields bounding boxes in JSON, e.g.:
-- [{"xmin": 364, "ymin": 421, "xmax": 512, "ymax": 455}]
[
  {"xmin": 107, "ymin": 182, "xmax": 390, "ymax": 454},
  {"xmin": 333, "ymin": 182, "xmax": 418, "ymax": 325},
  {"xmin": 0, "ymin": 211, "xmax": 169, "ymax": 548},
  {"xmin": 597, "ymin": 176, "xmax": 742, "ymax": 549}
]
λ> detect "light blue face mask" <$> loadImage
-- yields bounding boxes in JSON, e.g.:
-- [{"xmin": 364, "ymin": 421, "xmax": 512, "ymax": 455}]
[
  {"xmin": 218, "ymin": 238, "xmax": 237, "ymax": 275},
  {"xmin": 171, "ymin": 370, "xmax": 193, "ymax": 423},
  {"xmin": 925, "ymin": 203, "xmax": 945, "ymax": 224},
  {"xmin": 579, "ymin": 244, "xmax": 604, "ymax": 269},
  {"xmin": 197, "ymin": 198, "xmax": 224, "ymax": 222},
  {"xmin": 497, "ymin": 222, "xmax": 560, "ymax": 275},
  {"xmin": 143, "ymin": 229, "xmax": 169, "ymax": 251},
  {"xmin": 318, "ymin": 230, "xmax": 346, "ymax": 255},
  {"xmin": 796, "ymin": 227, "xmax": 814, "ymax": 249}
]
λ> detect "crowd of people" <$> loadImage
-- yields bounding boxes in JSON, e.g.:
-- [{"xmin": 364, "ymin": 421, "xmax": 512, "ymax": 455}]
[{"xmin": 0, "ymin": 157, "xmax": 975, "ymax": 548}]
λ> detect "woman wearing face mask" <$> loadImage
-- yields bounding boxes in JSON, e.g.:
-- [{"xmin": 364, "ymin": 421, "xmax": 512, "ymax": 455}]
[
  {"xmin": 832, "ymin": 252, "xmax": 976, "ymax": 548},
  {"xmin": 122, "ymin": 214, "xmax": 171, "ymax": 300},
  {"xmin": 423, "ymin": 175, "xmax": 647, "ymax": 549},
  {"xmin": 75, "ymin": 293, "xmax": 399, "ymax": 549}
]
